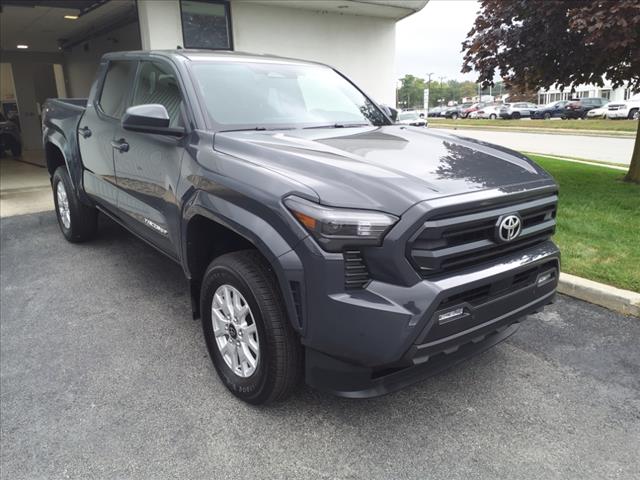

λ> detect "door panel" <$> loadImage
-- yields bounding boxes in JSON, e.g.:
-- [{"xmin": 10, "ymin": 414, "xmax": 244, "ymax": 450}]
[
  {"xmin": 79, "ymin": 61, "xmax": 136, "ymax": 210},
  {"xmin": 113, "ymin": 60, "xmax": 186, "ymax": 258}
]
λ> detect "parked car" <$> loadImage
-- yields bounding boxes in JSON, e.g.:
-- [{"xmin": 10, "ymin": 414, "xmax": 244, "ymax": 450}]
[
  {"xmin": 476, "ymin": 104, "xmax": 502, "ymax": 119},
  {"xmin": 442, "ymin": 103, "xmax": 472, "ymax": 119},
  {"xmin": 499, "ymin": 102, "xmax": 538, "ymax": 119},
  {"xmin": 42, "ymin": 50, "xmax": 559, "ymax": 404},
  {"xmin": 585, "ymin": 101, "xmax": 611, "ymax": 119},
  {"xmin": 461, "ymin": 102, "xmax": 485, "ymax": 118},
  {"xmin": 531, "ymin": 100, "xmax": 570, "ymax": 119},
  {"xmin": 563, "ymin": 97, "xmax": 607, "ymax": 119},
  {"xmin": 427, "ymin": 106, "xmax": 444, "ymax": 117},
  {"xmin": 606, "ymin": 93, "xmax": 640, "ymax": 120},
  {"xmin": 0, "ymin": 111, "xmax": 22, "ymax": 157},
  {"xmin": 397, "ymin": 110, "xmax": 427, "ymax": 127}
]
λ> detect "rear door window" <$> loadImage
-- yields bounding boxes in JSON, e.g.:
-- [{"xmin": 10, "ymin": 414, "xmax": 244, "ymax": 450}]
[{"xmin": 99, "ymin": 61, "xmax": 136, "ymax": 119}]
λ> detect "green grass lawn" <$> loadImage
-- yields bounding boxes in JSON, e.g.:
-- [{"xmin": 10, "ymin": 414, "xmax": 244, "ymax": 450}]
[
  {"xmin": 529, "ymin": 155, "xmax": 640, "ymax": 292},
  {"xmin": 430, "ymin": 117, "xmax": 638, "ymax": 133}
]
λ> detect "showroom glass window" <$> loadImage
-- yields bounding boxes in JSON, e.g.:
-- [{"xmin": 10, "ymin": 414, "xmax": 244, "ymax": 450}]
[{"xmin": 181, "ymin": 0, "xmax": 232, "ymax": 50}]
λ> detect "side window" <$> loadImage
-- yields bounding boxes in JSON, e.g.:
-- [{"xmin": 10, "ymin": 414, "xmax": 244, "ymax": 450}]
[
  {"xmin": 99, "ymin": 61, "xmax": 135, "ymax": 118},
  {"xmin": 131, "ymin": 61, "xmax": 184, "ymax": 128}
]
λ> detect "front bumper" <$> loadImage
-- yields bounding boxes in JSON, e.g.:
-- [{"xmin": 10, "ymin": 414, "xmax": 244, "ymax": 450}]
[
  {"xmin": 302, "ymin": 241, "xmax": 559, "ymax": 397},
  {"xmin": 607, "ymin": 110, "xmax": 629, "ymax": 119}
]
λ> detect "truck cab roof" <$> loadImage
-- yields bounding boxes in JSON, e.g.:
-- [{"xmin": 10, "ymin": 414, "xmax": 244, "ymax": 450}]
[{"xmin": 102, "ymin": 49, "xmax": 324, "ymax": 67}]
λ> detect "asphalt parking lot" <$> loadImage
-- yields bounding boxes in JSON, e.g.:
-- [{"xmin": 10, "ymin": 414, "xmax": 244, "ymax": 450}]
[{"xmin": 1, "ymin": 212, "xmax": 639, "ymax": 480}]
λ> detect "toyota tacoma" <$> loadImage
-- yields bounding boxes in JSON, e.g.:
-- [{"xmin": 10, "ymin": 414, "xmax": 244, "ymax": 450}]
[{"xmin": 42, "ymin": 50, "xmax": 559, "ymax": 404}]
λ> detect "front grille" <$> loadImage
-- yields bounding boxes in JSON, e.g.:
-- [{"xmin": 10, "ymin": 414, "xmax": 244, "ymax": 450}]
[
  {"xmin": 344, "ymin": 250, "xmax": 370, "ymax": 289},
  {"xmin": 409, "ymin": 193, "xmax": 557, "ymax": 277}
]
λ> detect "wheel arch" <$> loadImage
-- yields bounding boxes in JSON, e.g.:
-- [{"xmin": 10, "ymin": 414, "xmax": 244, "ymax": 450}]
[{"xmin": 182, "ymin": 190, "xmax": 305, "ymax": 333}]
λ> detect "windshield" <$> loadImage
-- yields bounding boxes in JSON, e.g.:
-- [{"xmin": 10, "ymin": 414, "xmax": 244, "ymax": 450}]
[{"xmin": 190, "ymin": 61, "xmax": 387, "ymax": 130}]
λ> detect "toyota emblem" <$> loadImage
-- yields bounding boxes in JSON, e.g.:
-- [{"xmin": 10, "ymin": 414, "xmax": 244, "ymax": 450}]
[{"xmin": 496, "ymin": 214, "xmax": 522, "ymax": 242}]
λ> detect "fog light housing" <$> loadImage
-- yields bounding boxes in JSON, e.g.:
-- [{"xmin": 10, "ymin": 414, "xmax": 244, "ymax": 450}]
[
  {"xmin": 438, "ymin": 307, "xmax": 465, "ymax": 324},
  {"xmin": 537, "ymin": 270, "xmax": 556, "ymax": 286}
]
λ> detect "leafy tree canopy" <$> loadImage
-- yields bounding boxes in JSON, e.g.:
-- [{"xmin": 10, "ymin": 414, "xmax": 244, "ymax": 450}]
[
  {"xmin": 462, "ymin": 0, "xmax": 640, "ymax": 182},
  {"xmin": 461, "ymin": 0, "xmax": 640, "ymax": 91}
]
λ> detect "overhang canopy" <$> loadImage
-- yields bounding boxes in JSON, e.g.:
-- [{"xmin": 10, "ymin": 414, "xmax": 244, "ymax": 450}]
[{"xmin": 236, "ymin": 0, "xmax": 428, "ymax": 20}]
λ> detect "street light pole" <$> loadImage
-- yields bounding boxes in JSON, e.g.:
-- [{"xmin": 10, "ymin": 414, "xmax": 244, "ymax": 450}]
[{"xmin": 425, "ymin": 72, "xmax": 434, "ymax": 118}]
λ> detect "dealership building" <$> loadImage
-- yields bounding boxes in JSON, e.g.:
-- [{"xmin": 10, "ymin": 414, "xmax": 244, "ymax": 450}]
[{"xmin": 0, "ymin": 0, "xmax": 427, "ymax": 156}]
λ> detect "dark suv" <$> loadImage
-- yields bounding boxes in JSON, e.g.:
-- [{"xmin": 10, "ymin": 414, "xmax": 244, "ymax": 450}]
[
  {"xmin": 563, "ymin": 97, "xmax": 607, "ymax": 119},
  {"xmin": 42, "ymin": 50, "xmax": 559, "ymax": 404}
]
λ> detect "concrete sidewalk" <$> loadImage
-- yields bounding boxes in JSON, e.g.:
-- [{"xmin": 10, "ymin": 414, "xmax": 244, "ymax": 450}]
[
  {"xmin": 436, "ymin": 127, "xmax": 635, "ymax": 165},
  {"xmin": 0, "ymin": 158, "xmax": 52, "ymax": 218}
]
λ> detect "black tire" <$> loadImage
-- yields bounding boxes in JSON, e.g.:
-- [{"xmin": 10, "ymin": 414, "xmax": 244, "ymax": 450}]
[
  {"xmin": 489, "ymin": 114, "xmax": 497, "ymax": 120},
  {"xmin": 629, "ymin": 109, "xmax": 639, "ymax": 120},
  {"xmin": 52, "ymin": 166, "xmax": 98, "ymax": 242},
  {"xmin": 451, "ymin": 113, "xmax": 458, "ymax": 120},
  {"xmin": 10, "ymin": 142, "xmax": 21, "ymax": 157},
  {"xmin": 512, "ymin": 112, "xmax": 521, "ymax": 119},
  {"xmin": 543, "ymin": 112, "xmax": 551, "ymax": 120},
  {"xmin": 200, "ymin": 250, "xmax": 302, "ymax": 405}
]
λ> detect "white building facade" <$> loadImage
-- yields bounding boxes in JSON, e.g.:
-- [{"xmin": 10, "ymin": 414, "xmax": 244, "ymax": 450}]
[{"xmin": 537, "ymin": 81, "xmax": 637, "ymax": 104}]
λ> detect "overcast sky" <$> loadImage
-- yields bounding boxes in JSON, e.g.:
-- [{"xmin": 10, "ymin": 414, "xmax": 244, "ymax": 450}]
[{"xmin": 395, "ymin": 0, "xmax": 480, "ymax": 83}]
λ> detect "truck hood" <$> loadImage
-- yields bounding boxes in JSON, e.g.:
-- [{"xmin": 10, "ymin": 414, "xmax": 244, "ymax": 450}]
[{"xmin": 214, "ymin": 126, "xmax": 555, "ymax": 215}]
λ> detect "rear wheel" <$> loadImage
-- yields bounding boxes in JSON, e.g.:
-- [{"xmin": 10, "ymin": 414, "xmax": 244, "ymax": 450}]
[
  {"xmin": 52, "ymin": 166, "xmax": 98, "ymax": 242},
  {"xmin": 629, "ymin": 109, "xmax": 639, "ymax": 120},
  {"xmin": 451, "ymin": 113, "xmax": 458, "ymax": 120},
  {"xmin": 201, "ymin": 250, "xmax": 302, "ymax": 404},
  {"xmin": 512, "ymin": 112, "xmax": 521, "ymax": 119},
  {"xmin": 543, "ymin": 112, "xmax": 551, "ymax": 120},
  {"xmin": 489, "ymin": 114, "xmax": 496, "ymax": 120}
]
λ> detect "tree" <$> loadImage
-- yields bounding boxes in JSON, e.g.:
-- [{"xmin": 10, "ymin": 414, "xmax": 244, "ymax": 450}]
[
  {"xmin": 461, "ymin": 0, "xmax": 640, "ymax": 183},
  {"xmin": 397, "ymin": 75, "xmax": 426, "ymax": 109}
]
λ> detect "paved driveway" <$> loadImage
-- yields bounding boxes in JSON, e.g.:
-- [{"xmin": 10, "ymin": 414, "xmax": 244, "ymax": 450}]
[
  {"xmin": 1, "ymin": 213, "xmax": 639, "ymax": 480},
  {"xmin": 434, "ymin": 127, "xmax": 635, "ymax": 165}
]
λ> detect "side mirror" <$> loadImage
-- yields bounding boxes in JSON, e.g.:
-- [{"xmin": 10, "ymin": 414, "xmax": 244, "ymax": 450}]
[
  {"xmin": 121, "ymin": 104, "xmax": 184, "ymax": 136},
  {"xmin": 380, "ymin": 104, "xmax": 398, "ymax": 123}
]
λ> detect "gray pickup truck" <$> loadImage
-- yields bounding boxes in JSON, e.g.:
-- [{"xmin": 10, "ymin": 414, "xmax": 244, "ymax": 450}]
[{"xmin": 42, "ymin": 50, "xmax": 559, "ymax": 404}]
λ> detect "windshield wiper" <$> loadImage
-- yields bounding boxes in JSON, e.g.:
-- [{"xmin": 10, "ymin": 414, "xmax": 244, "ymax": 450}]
[
  {"xmin": 303, "ymin": 123, "xmax": 370, "ymax": 129},
  {"xmin": 220, "ymin": 127, "xmax": 296, "ymax": 133}
]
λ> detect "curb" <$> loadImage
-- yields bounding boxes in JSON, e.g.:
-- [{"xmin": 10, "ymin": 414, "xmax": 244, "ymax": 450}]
[
  {"xmin": 520, "ymin": 153, "xmax": 629, "ymax": 171},
  {"xmin": 429, "ymin": 123, "xmax": 636, "ymax": 138},
  {"xmin": 558, "ymin": 273, "xmax": 640, "ymax": 317}
]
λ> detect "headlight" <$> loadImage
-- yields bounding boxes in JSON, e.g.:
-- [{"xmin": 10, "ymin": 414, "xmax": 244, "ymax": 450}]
[{"xmin": 284, "ymin": 196, "xmax": 398, "ymax": 252}]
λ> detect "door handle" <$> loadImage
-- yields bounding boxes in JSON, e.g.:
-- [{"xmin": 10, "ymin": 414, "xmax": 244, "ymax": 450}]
[
  {"xmin": 111, "ymin": 138, "xmax": 129, "ymax": 153},
  {"xmin": 78, "ymin": 126, "xmax": 92, "ymax": 138}
]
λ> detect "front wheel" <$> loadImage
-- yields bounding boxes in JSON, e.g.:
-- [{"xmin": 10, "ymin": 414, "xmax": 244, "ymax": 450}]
[
  {"xmin": 451, "ymin": 113, "xmax": 458, "ymax": 120},
  {"xmin": 489, "ymin": 114, "xmax": 497, "ymax": 120},
  {"xmin": 200, "ymin": 250, "xmax": 302, "ymax": 404},
  {"xmin": 629, "ymin": 109, "xmax": 639, "ymax": 120},
  {"xmin": 512, "ymin": 112, "xmax": 521, "ymax": 119},
  {"xmin": 52, "ymin": 166, "xmax": 98, "ymax": 242}
]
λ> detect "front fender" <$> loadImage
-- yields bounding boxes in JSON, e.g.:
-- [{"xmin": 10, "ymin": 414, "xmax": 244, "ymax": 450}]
[{"xmin": 182, "ymin": 190, "xmax": 307, "ymax": 332}]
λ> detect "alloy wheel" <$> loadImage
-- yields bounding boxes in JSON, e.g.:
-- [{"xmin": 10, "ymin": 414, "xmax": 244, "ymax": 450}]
[
  {"xmin": 56, "ymin": 181, "xmax": 71, "ymax": 229},
  {"xmin": 211, "ymin": 284, "xmax": 260, "ymax": 378}
]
